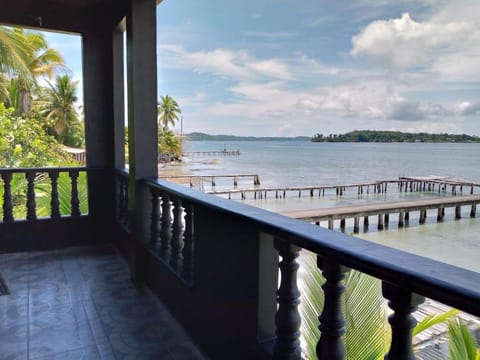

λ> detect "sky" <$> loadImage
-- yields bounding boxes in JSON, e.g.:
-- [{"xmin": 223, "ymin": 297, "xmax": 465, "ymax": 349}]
[{"xmin": 43, "ymin": 0, "xmax": 480, "ymax": 137}]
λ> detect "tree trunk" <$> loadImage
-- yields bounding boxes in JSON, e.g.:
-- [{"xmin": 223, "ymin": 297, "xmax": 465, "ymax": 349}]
[{"xmin": 18, "ymin": 89, "xmax": 32, "ymax": 115}]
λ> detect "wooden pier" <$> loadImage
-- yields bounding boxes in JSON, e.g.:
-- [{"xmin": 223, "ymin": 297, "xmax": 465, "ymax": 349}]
[
  {"xmin": 282, "ymin": 195, "xmax": 480, "ymax": 233},
  {"xmin": 209, "ymin": 176, "xmax": 480, "ymax": 200},
  {"xmin": 159, "ymin": 174, "xmax": 260, "ymax": 190},
  {"xmin": 183, "ymin": 149, "xmax": 240, "ymax": 156}
]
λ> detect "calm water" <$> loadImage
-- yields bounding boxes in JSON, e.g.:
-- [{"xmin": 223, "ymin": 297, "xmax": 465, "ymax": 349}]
[{"xmin": 167, "ymin": 140, "xmax": 480, "ymax": 271}]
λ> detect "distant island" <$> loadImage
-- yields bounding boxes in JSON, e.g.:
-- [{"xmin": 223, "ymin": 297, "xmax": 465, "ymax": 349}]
[
  {"xmin": 310, "ymin": 130, "xmax": 480, "ymax": 143},
  {"xmin": 185, "ymin": 132, "xmax": 310, "ymax": 141}
]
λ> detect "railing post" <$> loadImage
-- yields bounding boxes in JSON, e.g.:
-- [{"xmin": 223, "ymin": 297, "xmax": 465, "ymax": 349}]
[
  {"xmin": 316, "ymin": 257, "xmax": 349, "ymax": 360},
  {"xmin": 70, "ymin": 169, "xmax": 80, "ymax": 217},
  {"xmin": 1, "ymin": 172, "xmax": 14, "ymax": 223},
  {"xmin": 160, "ymin": 192, "xmax": 172, "ymax": 260},
  {"xmin": 170, "ymin": 197, "xmax": 184, "ymax": 272},
  {"xmin": 382, "ymin": 282, "xmax": 424, "ymax": 360},
  {"xmin": 26, "ymin": 171, "xmax": 37, "ymax": 221},
  {"xmin": 182, "ymin": 201, "xmax": 194, "ymax": 284},
  {"xmin": 49, "ymin": 171, "xmax": 60, "ymax": 219},
  {"xmin": 149, "ymin": 187, "xmax": 161, "ymax": 249},
  {"xmin": 273, "ymin": 238, "xmax": 302, "ymax": 360}
]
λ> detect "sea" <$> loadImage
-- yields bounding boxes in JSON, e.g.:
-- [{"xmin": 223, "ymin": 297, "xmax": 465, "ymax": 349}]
[{"xmin": 163, "ymin": 140, "xmax": 480, "ymax": 272}]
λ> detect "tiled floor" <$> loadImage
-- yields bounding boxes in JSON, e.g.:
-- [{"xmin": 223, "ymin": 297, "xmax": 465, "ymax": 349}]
[{"xmin": 0, "ymin": 245, "xmax": 208, "ymax": 360}]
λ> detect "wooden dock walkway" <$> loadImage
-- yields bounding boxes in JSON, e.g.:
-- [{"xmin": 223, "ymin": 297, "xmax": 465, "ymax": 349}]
[
  {"xmin": 282, "ymin": 195, "xmax": 480, "ymax": 233},
  {"xmin": 209, "ymin": 175, "xmax": 480, "ymax": 199},
  {"xmin": 183, "ymin": 149, "xmax": 240, "ymax": 156},
  {"xmin": 159, "ymin": 174, "xmax": 260, "ymax": 190}
]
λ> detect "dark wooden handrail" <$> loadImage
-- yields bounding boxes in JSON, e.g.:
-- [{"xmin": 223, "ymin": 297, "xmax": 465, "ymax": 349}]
[{"xmin": 145, "ymin": 178, "xmax": 480, "ymax": 318}]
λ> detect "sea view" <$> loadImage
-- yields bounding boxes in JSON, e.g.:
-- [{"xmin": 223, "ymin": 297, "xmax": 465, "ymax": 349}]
[{"xmin": 163, "ymin": 140, "xmax": 480, "ymax": 272}]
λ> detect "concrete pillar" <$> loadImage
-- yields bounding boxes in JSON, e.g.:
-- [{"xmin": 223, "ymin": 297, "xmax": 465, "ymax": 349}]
[
  {"xmin": 82, "ymin": 28, "xmax": 116, "ymax": 239},
  {"xmin": 113, "ymin": 21, "xmax": 126, "ymax": 169},
  {"xmin": 471, "ymin": 204, "xmax": 477, "ymax": 217},
  {"xmin": 340, "ymin": 218, "xmax": 346, "ymax": 232},
  {"xmin": 126, "ymin": 0, "xmax": 158, "ymax": 282},
  {"xmin": 398, "ymin": 212, "xmax": 404, "ymax": 227}
]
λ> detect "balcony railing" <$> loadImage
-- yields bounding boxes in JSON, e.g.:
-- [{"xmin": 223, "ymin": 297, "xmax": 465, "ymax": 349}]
[
  {"xmin": 123, "ymin": 177, "xmax": 480, "ymax": 360},
  {"xmin": 3, "ymin": 167, "xmax": 478, "ymax": 359},
  {"xmin": 0, "ymin": 167, "xmax": 92, "ymax": 253}
]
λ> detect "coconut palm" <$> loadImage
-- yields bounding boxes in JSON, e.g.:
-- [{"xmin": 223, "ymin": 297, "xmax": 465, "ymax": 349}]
[
  {"xmin": 0, "ymin": 26, "xmax": 30, "ymax": 77},
  {"xmin": 0, "ymin": 26, "xmax": 65, "ymax": 114},
  {"xmin": 299, "ymin": 250, "xmax": 461, "ymax": 359},
  {"xmin": 36, "ymin": 74, "xmax": 80, "ymax": 144},
  {"xmin": 0, "ymin": 26, "xmax": 29, "ymax": 103},
  {"xmin": 157, "ymin": 95, "xmax": 181, "ymax": 131},
  {"xmin": 12, "ymin": 28, "xmax": 65, "ymax": 114}
]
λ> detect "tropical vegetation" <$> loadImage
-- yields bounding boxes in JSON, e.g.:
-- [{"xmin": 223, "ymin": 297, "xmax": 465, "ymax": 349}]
[
  {"xmin": 300, "ymin": 249, "xmax": 480, "ymax": 359},
  {"xmin": 0, "ymin": 25, "xmax": 86, "ymax": 219},
  {"xmin": 157, "ymin": 94, "xmax": 182, "ymax": 160},
  {"xmin": 311, "ymin": 130, "xmax": 480, "ymax": 143}
]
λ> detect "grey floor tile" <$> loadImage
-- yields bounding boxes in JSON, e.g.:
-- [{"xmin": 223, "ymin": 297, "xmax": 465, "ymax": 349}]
[{"xmin": 0, "ymin": 245, "xmax": 208, "ymax": 360}]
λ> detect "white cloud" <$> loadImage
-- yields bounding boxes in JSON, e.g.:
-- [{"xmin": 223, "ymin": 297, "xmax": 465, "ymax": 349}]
[
  {"xmin": 454, "ymin": 101, "xmax": 480, "ymax": 116},
  {"xmin": 244, "ymin": 31, "xmax": 296, "ymax": 40},
  {"xmin": 158, "ymin": 44, "xmax": 292, "ymax": 80},
  {"xmin": 350, "ymin": 12, "xmax": 473, "ymax": 68}
]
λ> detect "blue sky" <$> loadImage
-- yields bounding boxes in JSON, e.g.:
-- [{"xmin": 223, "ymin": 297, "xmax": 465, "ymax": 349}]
[{"xmin": 44, "ymin": 0, "xmax": 480, "ymax": 136}]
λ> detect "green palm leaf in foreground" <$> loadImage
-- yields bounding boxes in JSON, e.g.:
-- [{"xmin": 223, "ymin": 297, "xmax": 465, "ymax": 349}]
[
  {"xmin": 299, "ymin": 250, "xmax": 390, "ymax": 359},
  {"xmin": 447, "ymin": 318, "xmax": 480, "ymax": 360},
  {"xmin": 34, "ymin": 171, "xmax": 88, "ymax": 217}
]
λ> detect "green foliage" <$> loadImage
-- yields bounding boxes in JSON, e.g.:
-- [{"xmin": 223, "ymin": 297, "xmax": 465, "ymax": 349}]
[
  {"xmin": 447, "ymin": 318, "xmax": 480, "ymax": 360},
  {"xmin": 311, "ymin": 130, "xmax": 480, "ymax": 143},
  {"xmin": 157, "ymin": 94, "xmax": 181, "ymax": 131},
  {"xmin": 34, "ymin": 171, "xmax": 88, "ymax": 216},
  {"xmin": 35, "ymin": 74, "xmax": 83, "ymax": 146},
  {"xmin": 299, "ymin": 251, "xmax": 390, "ymax": 359},
  {"xmin": 413, "ymin": 308, "xmax": 460, "ymax": 337},
  {"xmin": 0, "ymin": 104, "xmax": 71, "ymax": 167},
  {"xmin": 158, "ymin": 128, "xmax": 182, "ymax": 160}
]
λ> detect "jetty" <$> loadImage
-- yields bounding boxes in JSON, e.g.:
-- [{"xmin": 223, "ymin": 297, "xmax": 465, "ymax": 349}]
[
  {"xmin": 209, "ymin": 175, "xmax": 480, "ymax": 200},
  {"xmin": 159, "ymin": 174, "xmax": 260, "ymax": 190},
  {"xmin": 282, "ymin": 195, "xmax": 480, "ymax": 233},
  {"xmin": 183, "ymin": 149, "xmax": 240, "ymax": 156}
]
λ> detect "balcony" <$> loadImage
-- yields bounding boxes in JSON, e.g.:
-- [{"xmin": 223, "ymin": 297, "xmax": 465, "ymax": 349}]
[
  {"xmin": 0, "ymin": 244, "xmax": 207, "ymax": 359},
  {"xmin": 1, "ymin": 167, "xmax": 479, "ymax": 359}
]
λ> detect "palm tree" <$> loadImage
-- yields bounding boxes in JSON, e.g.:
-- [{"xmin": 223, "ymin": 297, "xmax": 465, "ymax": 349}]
[
  {"xmin": 0, "ymin": 26, "xmax": 65, "ymax": 114},
  {"xmin": 0, "ymin": 26, "xmax": 30, "ymax": 102},
  {"xmin": 13, "ymin": 28, "xmax": 65, "ymax": 114},
  {"xmin": 157, "ymin": 95, "xmax": 181, "ymax": 131},
  {"xmin": 36, "ymin": 74, "xmax": 79, "ymax": 144},
  {"xmin": 0, "ymin": 26, "xmax": 29, "ymax": 76}
]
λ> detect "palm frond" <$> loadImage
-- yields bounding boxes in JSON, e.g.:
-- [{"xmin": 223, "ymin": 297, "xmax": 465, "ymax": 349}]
[
  {"xmin": 413, "ymin": 308, "xmax": 460, "ymax": 337},
  {"xmin": 447, "ymin": 318, "xmax": 479, "ymax": 360}
]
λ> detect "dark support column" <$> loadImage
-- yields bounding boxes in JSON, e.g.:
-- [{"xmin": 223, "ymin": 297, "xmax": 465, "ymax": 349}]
[
  {"xmin": 316, "ymin": 257, "xmax": 349, "ymax": 360},
  {"xmin": 471, "ymin": 204, "xmax": 477, "ymax": 217},
  {"xmin": 113, "ymin": 20, "xmax": 126, "ymax": 169},
  {"xmin": 398, "ymin": 212, "xmax": 404, "ymax": 228},
  {"xmin": 125, "ymin": 0, "xmax": 158, "ymax": 283},
  {"xmin": 83, "ymin": 28, "xmax": 116, "ymax": 234},
  {"xmin": 382, "ymin": 282, "xmax": 424, "ymax": 360}
]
